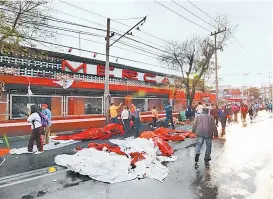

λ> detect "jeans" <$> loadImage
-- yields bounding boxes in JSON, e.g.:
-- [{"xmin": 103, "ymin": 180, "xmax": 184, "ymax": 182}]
[
  {"xmin": 196, "ymin": 136, "xmax": 212, "ymax": 158},
  {"xmin": 122, "ymin": 119, "xmax": 130, "ymax": 133},
  {"xmin": 221, "ymin": 118, "xmax": 227, "ymax": 129},
  {"xmin": 111, "ymin": 117, "xmax": 118, "ymax": 124},
  {"xmin": 134, "ymin": 117, "xmax": 142, "ymax": 136},
  {"xmin": 165, "ymin": 115, "xmax": 174, "ymax": 129}
]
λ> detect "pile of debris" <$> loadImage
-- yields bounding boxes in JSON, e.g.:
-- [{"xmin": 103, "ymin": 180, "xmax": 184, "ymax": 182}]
[{"xmin": 54, "ymin": 126, "xmax": 196, "ymax": 183}]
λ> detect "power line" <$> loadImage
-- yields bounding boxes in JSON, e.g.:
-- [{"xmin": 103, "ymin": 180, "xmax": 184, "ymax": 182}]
[
  {"xmin": 4, "ymin": 16, "xmax": 106, "ymax": 38},
  {"xmin": 44, "ymin": 30, "xmax": 160, "ymax": 59},
  {"xmin": 58, "ymin": 0, "xmax": 172, "ymax": 45},
  {"xmin": 172, "ymin": 0, "xmax": 215, "ymax": 28},
  {"xmin": 3, "ymin": 6, "xmax": 168, "ymax": 53},
  {"xmin": 187, "ymin": 0, "xmax": 245, "ymax": 49},
  {"xmin": 154, "ymin": 0, "xmax": 211, "ymax": 32},
  {"xmin": 0, "ymin": 7, "xmax": 107, "ymax": 32},
  {"xmin": 47, "ymin": 6, "xmax": 166, "ymax": 49},
  {"xmin": 115, "ymin": 32, "xmax": 168, "ymax": 53},
  {"xmin": 112, "ymin": 17, "xmax": 146, "ymax": 21},
  {"xmin": 18, "ymin": 36, "xmax": 169, "ymax": 69},
  {"xmin": 2, "ymin": 8, "xmax": 166, "ymax": 59}
]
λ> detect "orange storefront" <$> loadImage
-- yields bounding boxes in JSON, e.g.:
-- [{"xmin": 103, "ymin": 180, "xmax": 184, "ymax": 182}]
[{"xmin": 0, "ymin": 50, "xmax": 215, "ymax": 136}]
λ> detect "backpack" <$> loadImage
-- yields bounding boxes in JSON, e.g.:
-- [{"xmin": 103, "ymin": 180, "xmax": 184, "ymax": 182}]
[{"xmin": 38, "ymin": 112, "xmax": 49, "ymax": 127}]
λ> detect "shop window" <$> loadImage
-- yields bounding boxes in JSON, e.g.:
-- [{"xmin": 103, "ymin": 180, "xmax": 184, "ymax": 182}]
[
  {"xmin": 84, "ymin": 98, "xmax": 103, "ymax": 114},
  {"xmin": 10, "ymin": 95, "xmax": 62, "ymax": 119},
  {"xmin": 132, "ymin": 99, "xmax": 146, "ymax": 112}
]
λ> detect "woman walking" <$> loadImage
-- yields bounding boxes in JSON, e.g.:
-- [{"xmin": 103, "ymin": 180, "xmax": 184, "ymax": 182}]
[
  {"xmin": 27, "ymin": 105, "xmax": 44, "ymax": 154},
  {"xmin": 121, "ymin": 105, "xmax": 131, "ymax": 134}
]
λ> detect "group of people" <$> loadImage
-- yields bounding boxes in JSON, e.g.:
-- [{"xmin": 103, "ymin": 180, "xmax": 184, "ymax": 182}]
[
  {"xmin": 109, "ymin": 102, "xmax": 176, "ymax": 135},
  {"xmin": 109, "ymin": 102, "xmax": 142, "ymax": 135},
  {"xmin": 192, "ymin": 101, "xmax": 264, "ymax": 163}
]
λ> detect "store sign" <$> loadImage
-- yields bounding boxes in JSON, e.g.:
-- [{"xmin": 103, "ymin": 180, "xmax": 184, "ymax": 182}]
[{"xmin": 62, "ymin": 60, "xmax": 175, "ymax": 84}]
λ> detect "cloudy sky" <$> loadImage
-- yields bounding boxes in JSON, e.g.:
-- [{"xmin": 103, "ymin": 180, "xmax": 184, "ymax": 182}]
[{"xmin": 41, "ymin": 0, "xmax": 272, "ymax": 88}]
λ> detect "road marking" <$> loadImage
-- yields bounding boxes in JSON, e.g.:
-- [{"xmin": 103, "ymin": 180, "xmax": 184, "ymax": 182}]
[{"xmin": 0, "ymin": 166, "xmax": 68, "ymax": 189}]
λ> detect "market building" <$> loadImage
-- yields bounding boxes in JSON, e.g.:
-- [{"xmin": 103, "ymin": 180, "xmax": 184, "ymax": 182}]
[{"xmin": 0, "ymin": 48, "xmax": 216, "ymax": 136}]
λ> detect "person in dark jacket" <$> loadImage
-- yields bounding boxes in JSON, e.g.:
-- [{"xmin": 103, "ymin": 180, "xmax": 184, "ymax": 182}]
[
  {"xmin": 164, "ymin": 103, "xmax": 174, "ymax": 129},
  {"xmin": 192, "ymin": 108, "xmax": 218, "ymax": 163},
  {"xmin": 219, "ymin": 106, "xmax": 228, "ymax": 137},
  {"xmin": 248, "ymin": 105, "xmax": 254, "ymax": 122},
  {"xmin": 185, "ymin": 106, "xmax": 194, "ymax": 121}
]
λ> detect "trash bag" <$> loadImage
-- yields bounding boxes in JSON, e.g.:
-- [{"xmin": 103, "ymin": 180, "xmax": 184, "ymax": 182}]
[{"xmin": 152, "ymin": 137, "xmax": 174, "ymax": 156}]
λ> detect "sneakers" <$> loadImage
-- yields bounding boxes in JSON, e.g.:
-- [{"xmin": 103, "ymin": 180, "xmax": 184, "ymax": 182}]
[
  {"xmin": 195, "ymin": 154, "xmax": 200, "ymax": 162},
  {"xmin": 26, "ymin": 151, "xmax": 34, "ymax": 154},
  {"xmin": 195, "ymin": 154, "xmax": 211, "ymax": 162},
  {"xmin": 0, "ymin": 157, "xmax": 5, "ymax": 166},
  {"xmin": 204, "ymin": 156, "xmax": 211, "ymax": 162},
  {"xmin": 35, "ymin": 151, "xmax": 44, "ymax": 155}
]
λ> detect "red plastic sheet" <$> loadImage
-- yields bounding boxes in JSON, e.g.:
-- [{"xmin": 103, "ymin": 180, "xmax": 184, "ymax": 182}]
[
  {"xmin": 130, "ymin": 152, "xmax": 146, "ymax": 165},
  {"xmin": 152, "ymin": 137, "xmax": 174, "ymax": 156},
  {"xmin": 88, "ymin": 143, "xmax": 126, "ymax": 156},
  {"xmin": 87, "ymin": 143, "xmax": 146, "ymax": 165},
  {"xmin": 54, "ymin": 124, "xmax": 125, "ymax": 141},
  {"xmin": 153, "ymin": 127, "xmax": 186, "ymax": 141}
]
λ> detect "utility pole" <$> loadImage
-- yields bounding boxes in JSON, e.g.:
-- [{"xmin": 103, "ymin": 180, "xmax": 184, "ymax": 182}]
[
  {"xmin": 104, "ymin": 16, "xmax": 147, "ymax": 124},
  {"xmin": 211, "ymin": 28, "xmax": 226, "ymax": 105},
  {"xmin": 104, "ymin": 18, "xmax": 110, "ymax": 124}
]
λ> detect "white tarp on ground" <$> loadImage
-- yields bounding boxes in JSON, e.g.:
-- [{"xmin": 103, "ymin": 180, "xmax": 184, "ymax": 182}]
[
  {"xmin": 9, "ymin": 138, "xmax": 78, "ymax": 155},
  {"xmin": 55, "ymin": 138, "xmax": 178, "ymax": 183}
]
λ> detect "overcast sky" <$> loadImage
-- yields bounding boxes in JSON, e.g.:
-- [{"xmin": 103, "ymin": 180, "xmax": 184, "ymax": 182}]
[{"xmin": 40, "ymin": 0, "xmax": 272, "ymax": 88}]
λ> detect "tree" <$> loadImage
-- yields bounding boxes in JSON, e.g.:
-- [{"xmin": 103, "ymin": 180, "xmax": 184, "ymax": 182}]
[
  {"xmin": 0, "ymin": 0, "xmax": 54, "ymax": 53},
  {"xmin": 160, "ymin": 15, "xmax": 234, "ymax": 106}
]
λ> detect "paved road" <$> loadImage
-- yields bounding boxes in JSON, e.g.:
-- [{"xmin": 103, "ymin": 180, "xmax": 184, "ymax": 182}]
[{"xmin": 0, "ymin": 113, "xmax": 272, "ymax": 199}]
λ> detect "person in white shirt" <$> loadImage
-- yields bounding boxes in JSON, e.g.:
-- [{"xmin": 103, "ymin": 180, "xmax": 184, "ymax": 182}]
[
  {"xmin": 196, "ymin": 102, "xmax": 204, "ymax": 114},
  {"xmin": 27, "ymin": 105, "xmax": 43, "ymax": 154},
  {"xmin": 121, "ymin": 105, "xmax": 131, "ymax": 133}
]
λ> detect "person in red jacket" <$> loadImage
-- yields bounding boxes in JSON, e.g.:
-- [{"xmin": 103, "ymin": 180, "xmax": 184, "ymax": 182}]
[{"xmin": 241, "ymin": 104, "xmax": 248, "ymax": 124}]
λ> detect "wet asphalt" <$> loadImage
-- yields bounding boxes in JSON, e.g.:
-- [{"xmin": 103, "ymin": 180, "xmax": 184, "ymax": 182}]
[{"xmin": 0, "ymin": 112, "xmax": 272, "ymax": 199}]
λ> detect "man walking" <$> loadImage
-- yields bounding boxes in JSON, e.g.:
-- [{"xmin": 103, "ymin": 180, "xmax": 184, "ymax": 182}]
[
  {"xmin": 165, "ymin": 103, "xmax": 174, "ymax": 129},
  {"xmin": 192, "ymin": 108, "xmax": 218, "ymax": 163},
  {"xmin": 42, "ymin": 104, "xmax": 52, "ymax": 144}
]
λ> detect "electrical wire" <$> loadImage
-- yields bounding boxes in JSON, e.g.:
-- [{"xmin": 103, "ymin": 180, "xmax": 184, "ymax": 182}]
[
  {"xmin": 154, "ymin": 0, "xmax": 211, "ymax": 32},
  {"xmin": 46, "ymin": 6, "xmax": 166, "ymax": 48},
  {"xmin": 42, "ymin": 29, "xmax": 160, "ymax": 59},
  {"xmin": 111, "ymin": 17, "xmax": 146, "ymax": 21},
  {"xmin": 172, "ymin": 0, "xmax": 215, "ymax": 28},
  {"xmin": 17, "ymin": 36, "xmax": 170, "ymax": 69},
  {"xmin": 0, "ymin": 7, "xmax": 107, "ymax": 32},
  {"xmin": 2, "ymin": 6, "xmax": 168, "ymax": 53},
  {"xmin": 187, "ymin": 0, "xmax": 245, "ymax": 49},
  {"xmin": 58, "ymin": 0, "xmax": 172, "ymax": 45}
]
